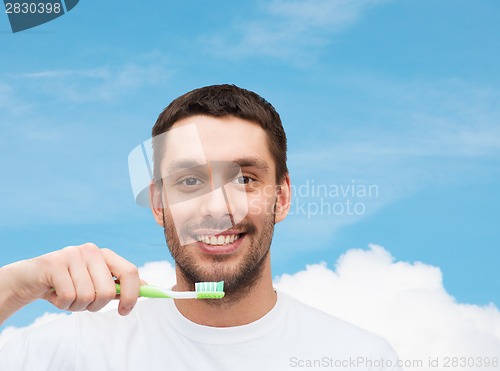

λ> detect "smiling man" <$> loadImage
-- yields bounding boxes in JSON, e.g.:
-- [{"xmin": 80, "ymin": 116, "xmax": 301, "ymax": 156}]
[
  {"xmin": 150, "ymin": 114, "xmax": 284, "ymax": 322},
  {"xmin": 0, "ymin": 84, "xmax": 401, "ymax": 370}
]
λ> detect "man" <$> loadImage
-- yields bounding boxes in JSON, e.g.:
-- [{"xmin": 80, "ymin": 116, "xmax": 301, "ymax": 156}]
[{"xmin": 0, "ymin": 85, "xmax": 401, "ymax": 370}]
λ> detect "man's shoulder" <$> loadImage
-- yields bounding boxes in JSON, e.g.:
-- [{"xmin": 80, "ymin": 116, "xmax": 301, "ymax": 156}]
[
  {"xmin": 279, "ymin": 290, "xmax": 396, "ymax": 354},
  {"xmin": 6, "ymin": 298, "xmax": 162, "ymax": 342},
  {"xmin": 281, "ymin": 290, "xmax": 375, "ymax": 334}
]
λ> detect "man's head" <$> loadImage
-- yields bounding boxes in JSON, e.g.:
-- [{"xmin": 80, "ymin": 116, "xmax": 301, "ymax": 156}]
[{"xmin": 149, "ymin": 85, "xmax": 290, "ymax": 302}]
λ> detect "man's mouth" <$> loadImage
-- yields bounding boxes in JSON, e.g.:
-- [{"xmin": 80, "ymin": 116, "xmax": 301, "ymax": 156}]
[
  {"xmin": 195, "ymin": 233, "xmax": 242, "ymax": 246},
  {"xmin": 192, "ymin": 231, "xmax": 246, "ymax": 254}
]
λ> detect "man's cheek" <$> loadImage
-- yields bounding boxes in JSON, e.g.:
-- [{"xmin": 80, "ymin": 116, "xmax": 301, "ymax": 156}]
[
  {"xmin": 223, "ymin": 186, "xmax": 249, "ymax": 225},
  {"xmin": 168, "ymin": 198, "xmax": 202, "ymax": 246},
  {"xmin": 246, "ymin": 194, "xmax": 274, "ymax": 217}
]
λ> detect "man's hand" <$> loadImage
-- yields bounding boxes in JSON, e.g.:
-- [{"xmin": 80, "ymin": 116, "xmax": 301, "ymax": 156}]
[{"xmin": 0, "ymin": 243, "xmax": 141, "ymax": 325}]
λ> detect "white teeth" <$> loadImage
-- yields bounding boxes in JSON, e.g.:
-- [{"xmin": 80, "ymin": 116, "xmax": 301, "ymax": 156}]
[{"xmin": 196, "ymin": 234, "xmax": 241, "ymax": 246}]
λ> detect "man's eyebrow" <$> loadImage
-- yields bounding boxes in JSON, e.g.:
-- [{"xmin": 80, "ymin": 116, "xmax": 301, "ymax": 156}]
[
  {"xmin": 164, "ymin": 159, "xmax": 205, "ymax": 175},
  {"xmin": 233, "ymin": 157, "xmax": 269, "ymax": 172},
  {"xmin": 163, "ymin": 157, "xmax": 269, "ymax": 175}
]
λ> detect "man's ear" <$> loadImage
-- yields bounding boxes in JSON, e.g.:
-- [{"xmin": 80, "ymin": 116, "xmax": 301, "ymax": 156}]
[
  {"xmin": 275, "ymin": 174, "xmax": 291, "ymax": 224},
  {"xmin": 149, "ymin": 182, "xmax": 165, "ymax": 227}
]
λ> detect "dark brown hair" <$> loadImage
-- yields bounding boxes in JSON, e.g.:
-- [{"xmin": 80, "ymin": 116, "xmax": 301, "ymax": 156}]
[{"xmin": 152, "ymin": 84, "xmax": 288, "ymax": 183}]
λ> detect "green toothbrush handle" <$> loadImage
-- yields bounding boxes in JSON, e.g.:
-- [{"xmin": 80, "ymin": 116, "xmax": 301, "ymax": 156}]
[{"xmin": 115, "ymin": 284, "xmax": 172, "ymax": 298}]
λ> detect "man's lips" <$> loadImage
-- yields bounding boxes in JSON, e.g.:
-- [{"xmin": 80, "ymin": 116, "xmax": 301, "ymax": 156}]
[
  {"xmin": 192, "ymin": 229, "xmax": 244, "ymax": 236},
  {"xmin": 193, "ymin": 231, "xmax": 246, "ymax": 255}
]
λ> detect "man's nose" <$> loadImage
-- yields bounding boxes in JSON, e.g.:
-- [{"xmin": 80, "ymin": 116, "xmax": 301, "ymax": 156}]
[{"xmin": 199, "ymin": 188, "xmax": 231, "ymax": 219}]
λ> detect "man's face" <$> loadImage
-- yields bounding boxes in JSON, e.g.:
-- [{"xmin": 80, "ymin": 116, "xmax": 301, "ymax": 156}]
[{"xmin": 151, "ymin": 115, "xmax": 289, "ymax": 298}]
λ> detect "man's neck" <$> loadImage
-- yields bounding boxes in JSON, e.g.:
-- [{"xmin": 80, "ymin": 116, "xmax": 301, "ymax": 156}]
[{"xmin": 172, "ymin": 258, "xmax": 277, "ymax": 327}]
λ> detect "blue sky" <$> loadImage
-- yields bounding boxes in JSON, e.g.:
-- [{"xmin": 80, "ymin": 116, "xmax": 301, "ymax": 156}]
[{"xmin": 1, "ymin": 0, "xmax": 499, "ymax": 330}]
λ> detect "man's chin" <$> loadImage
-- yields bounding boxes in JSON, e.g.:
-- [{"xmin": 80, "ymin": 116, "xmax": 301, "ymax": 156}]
[{"xmin": 176, "ymin": 255, "xmax": 260, "ymax": 290}]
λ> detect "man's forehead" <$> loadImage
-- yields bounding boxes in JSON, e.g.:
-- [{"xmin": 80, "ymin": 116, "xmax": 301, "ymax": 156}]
[
  {"xmin": 163, "ymin": 156, "xmax": 270, "ymax": 175},
  {"xmin": 167, "ymin": 116, "xmax": 267, "ymax": 150},
  {"xmin": 157, "ymin": 121, "xmax": 271, "ymax": 172},
  {"xmin": 160, "ymin": 123, "xmax": 206, "ymax": 159}
]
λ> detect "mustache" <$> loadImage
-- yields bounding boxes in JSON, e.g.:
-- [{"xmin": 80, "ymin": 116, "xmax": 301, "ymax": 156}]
[{"xmin": 181, "ymin": 216, "xmax": 257, "ymax": 236}]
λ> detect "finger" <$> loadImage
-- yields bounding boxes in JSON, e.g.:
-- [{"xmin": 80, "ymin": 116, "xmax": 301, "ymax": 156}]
[
  {"xmin": 85, "ymin": 257, "xmax": 117, "ymax": 313},
  {"xmin": 46, "ymin": 268, "xmax": 76, "ymax": 310},
  {"xmin": 114, "ymin": 278, "xmax": 147, "ymax": 285},
  {"xmin": 101, "ymin": 248, "xmax": 140, "ymax": 316},
  {"xmin": 113, "ymin": 279, "xmax": 148, "ymax": 300},
  {"xmin": 67, "ymin": 261, "xmax": 96, "ymax": 312}
]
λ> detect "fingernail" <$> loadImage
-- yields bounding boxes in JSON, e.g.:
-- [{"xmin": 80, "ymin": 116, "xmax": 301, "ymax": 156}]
[{"xmin": 119, "ymin": 305, "xmax": 134, "ymax": 315}]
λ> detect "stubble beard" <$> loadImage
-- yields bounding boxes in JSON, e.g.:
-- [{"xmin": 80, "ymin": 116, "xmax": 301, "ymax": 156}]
[{"xmin": 162, "ymin": 208, "xmax": 276, "ymax": 306}]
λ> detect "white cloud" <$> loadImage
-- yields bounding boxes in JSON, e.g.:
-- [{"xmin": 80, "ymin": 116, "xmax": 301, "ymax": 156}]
[
  {"xmin": 204, "ymin": 0, "xmax": 390, "ymax": 64},
  {"xmin": 2, "ymin": 246, "xmax": 499, "ymax": 370},
  {"xmin": 9, "ymin": 58, "xmax": 173, "ymax": 103},
  {"xmin": 275, "ymin": 245, "xmax": 500, "ymax": 370},
  {"xmin": 137, "ymin": 260, "xmax": 177, "ymax": 286}
]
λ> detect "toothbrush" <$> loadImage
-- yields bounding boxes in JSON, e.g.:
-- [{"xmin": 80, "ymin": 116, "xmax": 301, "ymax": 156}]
[{"xmin": 115, "ymin": 281, "xmax": 225, "ymax": 299}]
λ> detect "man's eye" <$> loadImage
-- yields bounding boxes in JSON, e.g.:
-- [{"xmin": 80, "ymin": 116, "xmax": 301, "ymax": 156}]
[
  {"xmin": 180, "ymin": 178, "xmax": 203, "ymax": 186},
  {"xmin": 232, "ymin": 176, "xmax": 254, "ymax": 185}
]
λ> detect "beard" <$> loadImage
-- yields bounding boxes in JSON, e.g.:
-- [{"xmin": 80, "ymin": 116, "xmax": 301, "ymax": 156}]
[{"xmin": 162, "ymin": 205, "xmax": 276, "ymax": 305}]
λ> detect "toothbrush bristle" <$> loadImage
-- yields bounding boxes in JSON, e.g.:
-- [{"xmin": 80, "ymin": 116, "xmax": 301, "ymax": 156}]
[{"xmin": 195, "ymin": 281, "xmax": 225, "ymax": 299}]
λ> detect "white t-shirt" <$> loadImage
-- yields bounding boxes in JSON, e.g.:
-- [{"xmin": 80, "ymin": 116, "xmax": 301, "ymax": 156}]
[{"xmin": 0, "ymin": 291, "xmax": 401, "ymax": 371}]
